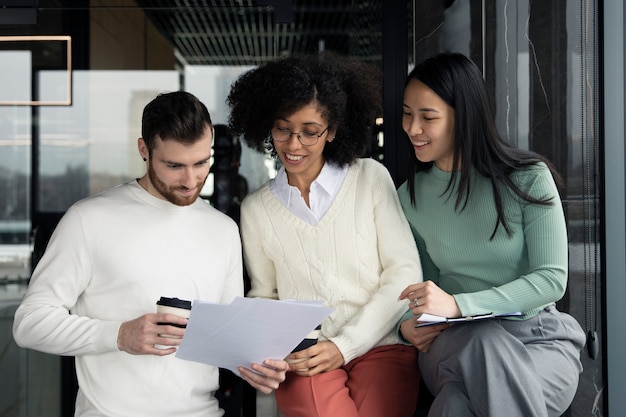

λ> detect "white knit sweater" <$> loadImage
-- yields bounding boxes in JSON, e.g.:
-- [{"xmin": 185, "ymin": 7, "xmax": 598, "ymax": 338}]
[
  {"xmin": 241, "ymin": 158, "xmax": 423, "ymax": 364},
  {"xmin": 13, "ymin": 180, "xmax": 243, "ymax": 417}
]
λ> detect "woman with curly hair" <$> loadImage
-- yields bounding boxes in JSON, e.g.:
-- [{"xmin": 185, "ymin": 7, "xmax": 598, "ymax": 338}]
[{"xmin": 227, "ymin": 51, "xmax": 423, "ymax": 417}]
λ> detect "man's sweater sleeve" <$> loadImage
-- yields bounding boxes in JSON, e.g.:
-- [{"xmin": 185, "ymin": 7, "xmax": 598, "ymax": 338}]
[{"xmin": 13, "ymin": 206, "xmax": 121, "ymax": 355}]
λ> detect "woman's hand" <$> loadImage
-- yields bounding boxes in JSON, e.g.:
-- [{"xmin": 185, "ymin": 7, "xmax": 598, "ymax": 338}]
[
  {"xmin": 400, "ymin": 319, "xmax": 447, "ymax": 352},
  {"xmin": 284, "ymin": 340, "xmax": 343, "ymax": 376},
  {"xmin": 399, "ymin": 281, "xmax": 461, "ymax": 318}
]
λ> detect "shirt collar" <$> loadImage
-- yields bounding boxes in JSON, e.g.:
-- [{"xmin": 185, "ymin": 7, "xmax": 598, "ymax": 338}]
[{"xmin": 270, "ymin": 162, "xmax": 348, "ymax": 207}]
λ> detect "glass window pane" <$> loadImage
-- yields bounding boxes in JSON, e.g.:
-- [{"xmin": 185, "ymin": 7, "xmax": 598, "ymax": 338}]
[
  {"xmin": 37, "ymin": 71, "xmax": 178, "ymax": 212},
  {"xmin": 0, "ymin": 106, "xmax": 31, "ymax": 281}
]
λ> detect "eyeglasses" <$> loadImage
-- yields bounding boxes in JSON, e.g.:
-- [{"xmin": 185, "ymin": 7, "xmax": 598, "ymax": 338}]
[{"xmin": 269, "ymin": 126, "xmax": 329, "ymax": 146}]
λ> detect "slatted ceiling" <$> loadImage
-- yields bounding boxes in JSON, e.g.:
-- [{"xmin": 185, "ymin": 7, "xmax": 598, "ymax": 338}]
[
  {"xmin": 230, "ymin": 18, "xmax": 251, "ymax": 57},
  {"xmin": 134, "ymin": 0, "xmax": 383, "ymax": 66}
]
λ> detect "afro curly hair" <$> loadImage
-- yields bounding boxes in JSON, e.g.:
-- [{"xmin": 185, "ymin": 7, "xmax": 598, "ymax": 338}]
[{"xmin": 227, "ymin": 51, "xmax": 382, "ymax": 166}]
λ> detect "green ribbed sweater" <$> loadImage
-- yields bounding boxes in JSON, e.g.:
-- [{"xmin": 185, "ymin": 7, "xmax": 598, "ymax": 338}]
[{"xmin": 397, "ymin": 162, "xmax": 568, "ymax": 320}]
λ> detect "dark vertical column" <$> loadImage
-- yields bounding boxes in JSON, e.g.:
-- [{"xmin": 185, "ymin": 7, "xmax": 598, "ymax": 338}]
[
  {"xmin": 528, "ymin": 0, "xmax": 568, "ymax": 176},
  {"xmin": 25, "ymin": 3, "xmax": 91, "ymax": 416},
  {"xmin": 382, "ymin": 0, "xmax": 409, "ymax": 186},
  {"xmin": 603, "ymin": 2, "xmax": 626, "ymax": 416}
]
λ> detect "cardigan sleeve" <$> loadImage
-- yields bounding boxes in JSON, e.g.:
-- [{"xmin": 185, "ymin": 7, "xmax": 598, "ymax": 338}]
[
  {"xmin": 240, "ymin": 189, "xmax": 279, "ymax": 300},
  {"xmin": 327, "ymin": 161, "xmax": 423, "ymax": 363}
]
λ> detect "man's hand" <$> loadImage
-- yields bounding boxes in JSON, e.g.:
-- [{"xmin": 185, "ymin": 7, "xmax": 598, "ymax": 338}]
[
  {"xmin": 284, "ymin": 340, "xmax": 344, "ymax": 377},
  {"xmin": 238, "ymin": 359, "xmax": 289, "ymax": 394},
  {"xmin": 117, "ymin": 313, "xmax": 188, "ymax": 356}
]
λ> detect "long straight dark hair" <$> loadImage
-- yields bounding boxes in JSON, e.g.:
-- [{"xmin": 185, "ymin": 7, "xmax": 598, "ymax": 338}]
[{"xmin": 405, "ymin": 53, "xmax": 563, "ymax": 238}]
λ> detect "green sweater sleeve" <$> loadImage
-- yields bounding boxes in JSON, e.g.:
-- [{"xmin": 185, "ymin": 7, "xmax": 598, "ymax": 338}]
[
  {"xmin": 398, "ymin": 163, "xmax": 568, "ymax": 319},
  {"xmin": 408, "ymin": 222, "xmax": 440, "ymax": 285}
]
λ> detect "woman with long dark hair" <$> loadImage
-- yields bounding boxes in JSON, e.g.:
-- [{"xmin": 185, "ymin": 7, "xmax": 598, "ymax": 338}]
[{"xmin": 397, "ymin": 53, "xmax": 585, "ymax": 417}]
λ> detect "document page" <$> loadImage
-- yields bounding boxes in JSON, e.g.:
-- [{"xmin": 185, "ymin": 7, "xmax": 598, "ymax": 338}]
[{"xmin": 176, "ymin": 297, "xmax": 333, "ymax": 374}]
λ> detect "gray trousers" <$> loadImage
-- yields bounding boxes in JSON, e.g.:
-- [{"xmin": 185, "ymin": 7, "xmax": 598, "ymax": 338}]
[{"xmin": 419, "ymin": 305, "xmax": 586, "ymax": 417}]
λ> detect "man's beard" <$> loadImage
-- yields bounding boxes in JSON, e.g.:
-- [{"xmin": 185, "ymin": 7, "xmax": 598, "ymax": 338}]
[{"xmin": 148, "ymin": 163, "xmax": 206, "ymax": 206}]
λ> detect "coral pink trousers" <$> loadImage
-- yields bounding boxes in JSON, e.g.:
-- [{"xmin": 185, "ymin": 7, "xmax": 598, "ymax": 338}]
[{"xmin": 275, "ymin": 344, "xmax": 420, "ymax": 417}]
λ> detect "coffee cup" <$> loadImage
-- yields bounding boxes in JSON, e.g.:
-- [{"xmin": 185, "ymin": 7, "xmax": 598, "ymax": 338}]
[
  {"xmin": 156, "ymin": 297, "xmax": 192, "ymax": 324},
  {"xmin": 156, "ymin": 297, "xmax": 191, "ymax": 345}
]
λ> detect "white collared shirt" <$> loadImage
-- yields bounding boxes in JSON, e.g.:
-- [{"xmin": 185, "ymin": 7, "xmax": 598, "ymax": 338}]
[{"xmin": 269, "ymin": 162, "xmax": 348, "ymax": 225}]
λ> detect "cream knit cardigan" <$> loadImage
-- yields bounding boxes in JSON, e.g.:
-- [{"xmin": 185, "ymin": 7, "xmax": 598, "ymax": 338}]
[{"xmin": 241, "ymin": 158, "xmax": 423, "ymax": 364}]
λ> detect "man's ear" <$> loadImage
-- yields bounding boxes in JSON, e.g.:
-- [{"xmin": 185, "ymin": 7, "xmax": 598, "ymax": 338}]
[{"xmin": 138, "ymin": 137, "xmax": 148, "ymax": 161}]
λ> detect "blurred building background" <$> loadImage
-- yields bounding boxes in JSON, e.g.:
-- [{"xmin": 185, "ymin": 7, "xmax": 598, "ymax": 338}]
[{"xmin": 0, "ymin": 1, "xmax": 623, "ymax": 416}]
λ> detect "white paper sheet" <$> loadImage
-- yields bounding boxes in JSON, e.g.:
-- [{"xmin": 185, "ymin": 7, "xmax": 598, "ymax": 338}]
[{"xmin": 175, "ymin": 297, "xmax": 333, "ymax": 374}]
